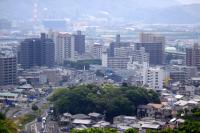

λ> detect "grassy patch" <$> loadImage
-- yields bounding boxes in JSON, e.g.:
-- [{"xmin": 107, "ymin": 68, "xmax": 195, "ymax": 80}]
[
  {"xmin": 41, "ymin": 103, "xmax": 50, "ymax": 110},
  {"xmin": 19, "ymin": 113, "xmax": 36, "ymax": 126},
  {"xmin": 15, "ymin": 110, "xmax": 41, "ymax": 130}
]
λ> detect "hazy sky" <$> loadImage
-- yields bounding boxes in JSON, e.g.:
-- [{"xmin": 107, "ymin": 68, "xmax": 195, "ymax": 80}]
[{"xmin": 178, "ymin": 0, "xmax": 200, "ymax": 4}]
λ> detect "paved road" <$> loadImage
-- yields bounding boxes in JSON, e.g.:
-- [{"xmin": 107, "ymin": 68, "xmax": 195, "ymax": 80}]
[
  {"xmin": 26, "ymin": 95, "xmax": 60, "ymax": 133},
  {"xmin": 46, "ymin": 121, "xmax": 60, "ymax": 133},
  {"xmin": 6, "ymin": 107, "xmax": 20, "ymax": 118},
  {"xmin": 27, "ymin": 117, "xmax": 60, "ymax": 133},
  {"xmin": 7, "ymin": 91, "xmax": 50, "ymax": 120}
]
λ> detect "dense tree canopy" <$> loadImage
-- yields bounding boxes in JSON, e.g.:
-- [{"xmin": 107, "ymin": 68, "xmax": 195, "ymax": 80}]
[
  {"xmin": 70, "ymin": 128, "xmax": 139, "ymax": 133},
  {"xmin": 125, "ymin": 128, "xmax": 138, "ymax": 133},
  {"xmin": 70, "ymin": 128, "xmax": 117, "ymax": 133},
  {"xmin": 0, "ymin": 112, "xmax": 17, "ymax": 133},
  {"xmin": 50, "ymin": 84, "xmax": 160, "ymax": 120},
  {"xmin": 31, "ymin": 104, "xmax": 39, "ymax": 111}
]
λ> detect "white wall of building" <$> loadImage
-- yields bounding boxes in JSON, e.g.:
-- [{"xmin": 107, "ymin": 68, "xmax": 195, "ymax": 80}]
[
  {"xmin": 102, "ymin": 52, "xmax": 108, "ymax": 67},
  {"xmin": 128, "ymin": 61, "xmax": 164, "ymax": 90},
  {"xmin": 146, "ymin": 67, "xmax": 164, "ymax": 90}
]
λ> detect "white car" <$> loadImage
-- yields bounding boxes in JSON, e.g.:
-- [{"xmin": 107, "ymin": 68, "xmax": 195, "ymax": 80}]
[{"xmin": 42, "ymin": 117, "xmax": 46, "ymax": 123}]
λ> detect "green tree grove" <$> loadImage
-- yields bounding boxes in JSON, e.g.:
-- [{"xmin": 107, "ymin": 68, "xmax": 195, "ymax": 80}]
[{"xmin": 50, "ymin": 84, "xmax": 160, "ymax": 120}]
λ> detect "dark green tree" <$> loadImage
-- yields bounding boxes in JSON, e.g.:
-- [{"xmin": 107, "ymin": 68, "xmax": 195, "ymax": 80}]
[
  {"xmin": 31, "ymin": 104, "xmax": 39, "ymax": 111},
  {"xmin": 0, "ymin": 112, "xmax": 18, "ymax": 133},
  {"xmin": 70, "ymin": 128, "xmax": 117, "ymax": 133},
  {"xmin": 0, "ymin": 112, "xmax": 6, "ymax": 120},
  {"xmin": 125, "ymin": 128, "xmax": 138, "ymax": 133},
  {"xmin": 50, "ymin": 84, "xmax": 160, "ymax": 121}
]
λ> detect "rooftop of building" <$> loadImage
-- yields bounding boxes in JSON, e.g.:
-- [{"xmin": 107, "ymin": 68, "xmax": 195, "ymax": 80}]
[
  {"xmin": 147, "ymin": 103, "xmax": 164, "ymax": 109},
  {"xmin": 0, "ymin": 50, "xmax": 15, "ymax": 58},
  {"xmin": 72, "ymin": 114, "xmax": 90, "ymax": 119},
  {"xmin": 191, "ymin": 77, "xmax": 200, "ymax": 81},
  {"xmin": 58, "ymin": 32, "xmax": 72, "ymax": 36},
  {"xmin": 165, "ymin": 47, "xmax": 177, "ymax": 52},
  {"xmin": 72, "ymin": 119, "xmax": 92, "ymax": 125},
  {"xmin": 0, "ymin": 92, "xmax": 18, "ymax": 98},
  {"xmin": 141, "ymin": 123, "xmax": 160, "ymax": 129},
  {"xmin": 88, "ymin": 112, "xmax": 102, "ymax": 117}
]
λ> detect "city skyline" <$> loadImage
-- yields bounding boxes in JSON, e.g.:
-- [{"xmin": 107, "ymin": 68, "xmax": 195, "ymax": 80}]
[{"xmin": 1, "ymin": 1, "xmax": 200, "ymax": 133}]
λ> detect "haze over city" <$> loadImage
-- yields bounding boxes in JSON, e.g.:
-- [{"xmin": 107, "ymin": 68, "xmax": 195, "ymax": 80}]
[
  {"xmin": 1, "ymin": 0, "xmax": 200, "ymax": 133},
  {"xmin": 178, "ymin": 0, "xmax": 200, "ymax": 4},
  {"xmin": 1, "ymin": 0, "xmax": 200, "ymax": 24}
]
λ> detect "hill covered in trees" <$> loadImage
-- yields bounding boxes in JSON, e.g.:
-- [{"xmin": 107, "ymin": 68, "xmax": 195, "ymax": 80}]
[{"xmin": 49, "ymin": 84, "xmax": 160, "ymax": 120}]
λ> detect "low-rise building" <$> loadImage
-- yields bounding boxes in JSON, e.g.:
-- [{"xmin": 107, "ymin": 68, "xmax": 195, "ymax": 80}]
[
  {"xmin": 166, "ymin": 65, "xmax": 197, "ymax": 83},
  {"xmin": 102, "ymin": 52, "xmax": 130, "ymax": 69},
  {"xmin": 0, "ymin": 92, "xmax": 19, "ymax": 103},
  {"xmin": 137, "ymin": 103, "xmax": 172, "ymax": 120},
  {"xmin": 113, "ymin": 116, "xmax": 137, "ymax": 125}
]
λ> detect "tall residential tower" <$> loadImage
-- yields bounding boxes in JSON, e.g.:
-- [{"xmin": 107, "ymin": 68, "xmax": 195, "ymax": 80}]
[
  {"xmin": 186, "ymin": 43, "xmax": 200, "ymax": 71},
  {"xmin": 136, "ymin": 33, "xmax": 165, "ymax": 65},
  {"xmin": 19, "ymin": 33, "xmax": 55, "ymax": 69},
  {"xmin": 48, "ymin": 31, "xmax": 75, "ymax": 64},
  {"xmin": 0, "ymin": 51, "xmax": 17, "ymax": 85}
]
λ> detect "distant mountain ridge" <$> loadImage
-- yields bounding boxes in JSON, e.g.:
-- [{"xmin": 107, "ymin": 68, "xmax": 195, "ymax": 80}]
[{"xmin": 0, "ymin": 0, "xmax": 200, "ymax": 24}]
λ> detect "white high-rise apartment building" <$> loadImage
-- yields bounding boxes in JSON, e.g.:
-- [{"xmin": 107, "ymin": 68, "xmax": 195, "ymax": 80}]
[
  {"xmin": 48, "ymin": 31, "xmax": 75, "ymax": 65},
  {"xmin": 102, "ymin": 52, "xmax": 108, "ymax": 67},
  {"xmin": 146, "ymin": 67, "xmax": 164, "ymax": 90},
  {"xmin": 128, "ymin": 61, "xmax": 164, "ymax": 90}
]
